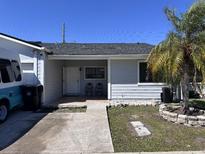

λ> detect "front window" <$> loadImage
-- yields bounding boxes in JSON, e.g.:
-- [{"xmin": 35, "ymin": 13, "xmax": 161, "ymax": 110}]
[
  {"xmin": 85, "ymin": 67, "xmax": 105, "ymax": 79},
  {"xmin": 139, "ymin": 62, "xmax": 153, "ymax": 83},
  {"xmin": 0, "ymin": 59, "xmax": 14, "ymax": 83}
]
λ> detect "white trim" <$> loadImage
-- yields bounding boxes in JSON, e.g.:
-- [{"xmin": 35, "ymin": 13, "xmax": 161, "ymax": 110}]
[
  {"xmin": 84, "ymin": 66, "xmax": 106, "ymax": 80},
  {"xmin": 108, "ymin": 59, "xmax": 111, "ymax": 99},
  {"xmin": 0, "ymin": 34, "xmax": 50, "ymax": 52},
  {"xmin": 22, "ymin": 70, "xmax": 34, "ymax": 73},
  {"xmin": 48, "ymin": 54, "xmax": 149, "ymax": 60},
  {"xmin": 21, "ymin": 60, "xmax": 34, "ymax": 63},
  {"xmin": 33, "ymin": 51, "xmax": 38, "ymax": 77},
  {"xmin": 137, "ymin": 83, "xmax": 166, "ymax": 86}
]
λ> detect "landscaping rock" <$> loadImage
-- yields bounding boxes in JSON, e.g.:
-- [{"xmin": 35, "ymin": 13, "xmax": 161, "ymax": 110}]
[
  {"xmin": 130, "ymin": 121, "xmax": 144, "ymax": 128},
  {"xmin": 188, "ymin": 116, "xmax": 198, "ymax": 126},
  {"xmin": 162, "ymin": 111, "xmax": 169, "ymax": 119},
  {"xmin": 134, "ymin": 126, "xmax": 151, "ymax": 137},
  {"xmin": 159, "ymin": 104, "xmax": 205, "ymax": 127},
  {"xmin": 177, "ymin": 114, "xmax": 187, "ymax": 124},
  {"xmin": 159, "ymin": 104, "xmax": 167, "ymax": 110},
  {"xmin": 130, "ymin": 121, "xmax": 151, "ymax": 137},
  {"xmin": 199, "ymin": 110, "xmax": 204, "ymax": 115},
  {"xmin": 197, "ymin": 115, "xmax": 205, "ymax": 126},
  {"xmin": 159, "ymin": 104, "xmax": 167, "ymax": 116},
  {"xmin": 166, "ymin": 112, "xmax": 178, "ymax": 122}
]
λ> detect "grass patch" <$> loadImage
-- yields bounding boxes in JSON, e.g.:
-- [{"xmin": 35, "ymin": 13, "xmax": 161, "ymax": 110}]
[
  {"xmin": 37, "ymin": 106, "xmax": 87, "ymax": 113},
  {"xmin": 108, "ymin": 105, "xmax": 205, "ymax": 152}
]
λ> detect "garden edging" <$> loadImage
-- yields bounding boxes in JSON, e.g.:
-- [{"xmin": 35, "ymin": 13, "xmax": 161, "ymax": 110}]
[{"xmin": 159, "ymin": 104, "xmax": 205, "ymax": 127}]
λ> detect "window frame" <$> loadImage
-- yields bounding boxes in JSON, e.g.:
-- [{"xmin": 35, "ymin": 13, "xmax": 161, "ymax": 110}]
[
  {"xmin": 84, "ymin": 66, "xmax": 106, "ymax": 80},
  {"xmin": 0, "ymin": 58, "xmax": 15, "ymax": 83},
  {"xmin": 11, "ymin": 60, "xmax": 22, "ymax": 82}
]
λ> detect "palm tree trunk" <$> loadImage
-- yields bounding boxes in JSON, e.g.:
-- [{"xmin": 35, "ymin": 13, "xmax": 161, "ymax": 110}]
[
  {"xmin": 181, "ymin": 63, "xmax": 189, "ymax": 110},
  {"xmin": 192, "ymin": 67, "xmax": 204, "ymax": 98}
]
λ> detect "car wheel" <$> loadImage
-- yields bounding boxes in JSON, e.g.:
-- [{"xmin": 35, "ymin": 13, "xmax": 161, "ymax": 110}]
[{"xmin": 0, "ymin": 104, "xmax": 8, "ymax": 123}]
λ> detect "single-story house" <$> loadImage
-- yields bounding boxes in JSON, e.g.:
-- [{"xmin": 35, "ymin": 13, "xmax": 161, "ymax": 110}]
[{"xmin": 0, "ymin": 33, "xmax": 166, "ymax": 106}]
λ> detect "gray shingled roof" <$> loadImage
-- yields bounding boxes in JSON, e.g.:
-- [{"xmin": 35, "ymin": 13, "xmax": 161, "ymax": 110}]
[{"xmin": 41, "ymin": 43, "xmax": 153, "ymax": 55}]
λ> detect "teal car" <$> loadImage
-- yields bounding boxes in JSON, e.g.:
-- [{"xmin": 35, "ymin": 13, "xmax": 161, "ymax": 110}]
[{"xmin": 0, "ymin": 58, "xmax": 23, "ymax": 122}]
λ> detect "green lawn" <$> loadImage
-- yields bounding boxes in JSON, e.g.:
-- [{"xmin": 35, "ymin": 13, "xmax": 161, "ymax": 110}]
[{"xmin": 108, "ymin": 105, "xmax": 205, "ymax": 152}]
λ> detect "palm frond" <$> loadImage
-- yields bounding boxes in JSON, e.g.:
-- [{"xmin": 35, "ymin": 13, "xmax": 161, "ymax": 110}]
[
  {"xmin": 183, "ymin": 0, "xmax": 205, "ymax": 36},
  {"xmin": 164, "ymin": 7, "xmax": 182, "ymax": 32}
]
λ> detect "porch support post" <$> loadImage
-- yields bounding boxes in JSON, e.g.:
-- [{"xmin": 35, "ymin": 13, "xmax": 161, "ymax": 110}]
[{"xmin": 108, "ymin": 59, "xmax": 111, "ymax": 99}]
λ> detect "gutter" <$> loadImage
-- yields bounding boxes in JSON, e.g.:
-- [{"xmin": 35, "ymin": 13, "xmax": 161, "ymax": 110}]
[{"xmin": 40, "ymin": 47, "xmax": 52, "ymax": 53}]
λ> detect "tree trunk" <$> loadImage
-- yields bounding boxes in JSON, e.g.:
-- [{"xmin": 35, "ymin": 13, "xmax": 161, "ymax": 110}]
[
  {"xmin": 192, "ymin": 67, "xmax": 204, "ymax": 98},
  {"xmin": 181, "ymin": 63, "xmax": 190, "ymax": 110}
]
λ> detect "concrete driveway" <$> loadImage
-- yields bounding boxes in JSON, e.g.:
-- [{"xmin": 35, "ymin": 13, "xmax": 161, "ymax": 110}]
[
  {"xmin": 0, "ymin": 100, "xmax": 114, "ymax": 154},
  {"xmin": 0, "ymin": 110, "xmax": 47, "ymax": 151}
]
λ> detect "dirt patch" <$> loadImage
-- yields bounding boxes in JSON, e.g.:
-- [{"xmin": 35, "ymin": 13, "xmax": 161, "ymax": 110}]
[
  {"xmin": 195, "ymin": 137, "xmax": 205, "ymax": 143},
  {"xmin": 130, "ymin": 115, "xmax": 140, "ymax": 120}
]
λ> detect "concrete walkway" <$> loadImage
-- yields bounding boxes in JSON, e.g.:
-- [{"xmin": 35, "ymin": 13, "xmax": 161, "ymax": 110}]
[{"xmin": 1, "ymin": 101, "xmax": 114, "ymax": 154}]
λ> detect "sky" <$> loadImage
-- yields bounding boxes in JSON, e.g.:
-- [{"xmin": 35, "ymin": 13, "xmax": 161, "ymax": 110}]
[{"xmin": 0, "ymin": 0, "xmax": 195, "ymax": 45}]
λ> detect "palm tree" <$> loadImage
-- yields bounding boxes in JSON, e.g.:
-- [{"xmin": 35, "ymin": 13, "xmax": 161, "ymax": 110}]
[{"xmin": 147, "ymin": 0, "xmax": 205, "ymax": 111}]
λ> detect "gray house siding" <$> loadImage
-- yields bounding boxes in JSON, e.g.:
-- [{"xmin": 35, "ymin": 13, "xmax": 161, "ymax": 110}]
[
  {"xmin": 110, "ymin": 59, "xmax": 163, "ymax": 100},
  {"xmin": 111, "ymin": 60, "xmax": 138, "ymax": 84}
]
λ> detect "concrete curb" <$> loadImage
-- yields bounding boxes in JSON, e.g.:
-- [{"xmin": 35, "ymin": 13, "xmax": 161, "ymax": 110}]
[
  {"xmin": 1, "ymin": 151, "xmax": 205, "ymax": 154},
  {"xmin": 93, "ymin": 151, "xmax": 205, "ymax": 154}
]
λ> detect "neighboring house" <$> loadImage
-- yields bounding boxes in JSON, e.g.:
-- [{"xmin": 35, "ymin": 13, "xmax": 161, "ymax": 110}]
[
  {"xmin": 0, "ymin": 33, "xmax": 165, "ymax": 106},
  {"xmin": 0, "ymin": 33, "xmax": 48, "ymax": 86}
]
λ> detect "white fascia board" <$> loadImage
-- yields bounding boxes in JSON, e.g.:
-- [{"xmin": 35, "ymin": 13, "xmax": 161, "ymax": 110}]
[
  {"xmin": 0, "ymin": 34, "xmax": 46, "ymax": 51},
  {"xmin": 48, "ymin": 54, "xmax": 149, "ymax": 60}
]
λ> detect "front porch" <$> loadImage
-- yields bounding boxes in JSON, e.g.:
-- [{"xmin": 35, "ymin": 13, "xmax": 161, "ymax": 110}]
[
  {"xmin": 43, "ymin": 59, "xmax": 109, "ymax": 105},
  {"xmin": 62, "ymin": 60, "xmax": 108, "ymax": 98}
]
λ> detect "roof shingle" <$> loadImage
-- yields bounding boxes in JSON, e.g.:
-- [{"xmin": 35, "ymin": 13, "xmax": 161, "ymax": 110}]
[{"xmin": 41, "ymin": 43, "xmax": 153, "ymax": 55}]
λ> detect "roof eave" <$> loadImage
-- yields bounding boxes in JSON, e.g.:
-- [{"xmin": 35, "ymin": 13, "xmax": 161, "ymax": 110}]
[
  {"xmin": 0, "ymin": 33, "xmax": 50, "ymax": 52},
  {"xmin": 48, "ymin": 54, "xmax": 149, "ymax": 60}
]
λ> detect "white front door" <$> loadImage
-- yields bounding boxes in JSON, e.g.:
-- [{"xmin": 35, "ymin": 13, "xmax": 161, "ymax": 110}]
[{"xmin": 63, "ymin": 67, "xmax": 80, "ymax": 95}]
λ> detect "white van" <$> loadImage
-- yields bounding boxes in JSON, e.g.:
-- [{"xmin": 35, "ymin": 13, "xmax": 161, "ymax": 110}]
[{"xmin": 0, "ymin": 48, "xmax": 23, "ymax": 122}]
